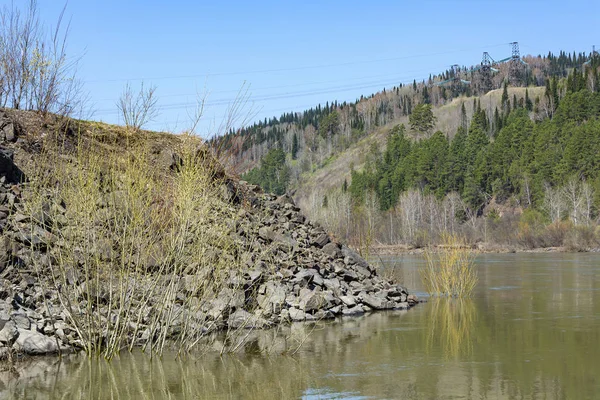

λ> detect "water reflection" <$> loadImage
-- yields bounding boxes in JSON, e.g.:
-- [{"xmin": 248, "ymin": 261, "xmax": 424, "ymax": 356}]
[
  {"xmin": 2, "ymin": 351, "xmax": 311, "ymax": 399},
  {"xmin": 425, "ymin": 298, "xmax": 476, "ymax": 360},
  {"xmin": 1, "ymin": 313, "xmax": 413, "ymax": 400},
  {"xmin": 1, "ymin": 253, "xmax": 599, "ymax": 399}
]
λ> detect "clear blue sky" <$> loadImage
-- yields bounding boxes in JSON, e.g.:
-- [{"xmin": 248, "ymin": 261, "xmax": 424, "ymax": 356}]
[{"xmin": 34, "ymin": 0, "xmax": 599, "ymax": 136}]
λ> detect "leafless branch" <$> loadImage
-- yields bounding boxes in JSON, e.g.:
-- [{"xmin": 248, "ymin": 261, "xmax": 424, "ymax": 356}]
[
  {"xmin": 0, "ymin": 0, "xmax": 85, "ymax": 116},
  {"xmin": 116, "ymin": 82, "xmax": 159, "ymax": 132}
]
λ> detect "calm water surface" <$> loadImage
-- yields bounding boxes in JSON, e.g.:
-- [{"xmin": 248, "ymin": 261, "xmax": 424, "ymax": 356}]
[{"xmin": 1, "ymin": 253, "xmax": 599, "ymax": 399}]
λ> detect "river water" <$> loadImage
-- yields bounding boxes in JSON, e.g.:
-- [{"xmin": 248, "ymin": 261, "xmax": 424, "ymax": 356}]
[{"xmin": 1, "ymin": 253, "xmax": 599, "ymax": 399}]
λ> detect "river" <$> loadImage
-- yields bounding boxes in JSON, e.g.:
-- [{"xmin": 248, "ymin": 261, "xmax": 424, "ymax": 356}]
[{"xmin": 1, "ymin": 253, "xmax": 599, "ymax": 399}]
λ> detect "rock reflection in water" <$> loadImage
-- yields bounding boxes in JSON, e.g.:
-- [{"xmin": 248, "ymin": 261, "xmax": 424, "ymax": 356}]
[
  {"xmin": 0, "ymin": 312, "xmax": 410, "ymax": 400},
  {"xmin": 2, "ymin": 351, "xmax": 309, "ymax": 399}
]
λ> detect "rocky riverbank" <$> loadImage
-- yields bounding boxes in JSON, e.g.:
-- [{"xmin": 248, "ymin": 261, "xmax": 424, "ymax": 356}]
[{"xmin": 0, "ymin": 109, "xmax": 417, "ymax": 360}]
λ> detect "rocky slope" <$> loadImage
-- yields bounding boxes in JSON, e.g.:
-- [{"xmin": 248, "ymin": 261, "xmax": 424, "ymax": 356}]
[{"xmin": 0, "ymin": 109, "xmax": 417, "ymax": 359}]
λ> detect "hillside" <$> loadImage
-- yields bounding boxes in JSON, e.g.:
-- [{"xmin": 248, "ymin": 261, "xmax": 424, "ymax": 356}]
[
  {"xmin": 217, "ymin": 51, "xmax": 588, "ymax": 178},
  {"xmin": 293, "ymin": 87, "xmax": 545, "ymax": 211},
  {"xmin": 217, "ymin": 52, "xmax": 600, "ymax": 250}
]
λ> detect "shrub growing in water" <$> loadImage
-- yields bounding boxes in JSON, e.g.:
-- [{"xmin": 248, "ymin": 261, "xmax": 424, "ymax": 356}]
[{"xmin": 420, "ymin": 234, "xmax": 478, "ymax": 297}]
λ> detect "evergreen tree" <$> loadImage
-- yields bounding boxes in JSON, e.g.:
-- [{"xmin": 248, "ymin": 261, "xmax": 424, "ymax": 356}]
[
  {"xmin": 415, "ymin": 131, "xmax": 449, "ymax": 197},
  {"xmin": 493, "ymin": 107, "xmax": 502, "ymax": 135},
  {"xmin": 501, "ymin": 81, "xmax": 509, "ymax": 109},
  {"xmin": 525, "ymin": 88, "xmax": 533, "ymax": 111},
  {"xmin": 461, "ymin": 102, "xmax": 468, "ymax": 130},
  {"xmin": 291, "ymin": 133, "xmax": 298, "ymax": 160},
  {"xmin": 409, "ymin": 103, "xmax": 436, "ymax": 136},
  {"xmin": 446, "ymin": 126, "xmax": 468, "ymax": 193},
  {"xmin": 318, "ymin": 111, "xmax": 339, "ymax": 138},
  {"xmin": 242, "ymin": 148, "xmax": 290, "ymax": 195},
  {"xmin": 422, "ymin": 86, "xmax": 430, "ymax": 104}
]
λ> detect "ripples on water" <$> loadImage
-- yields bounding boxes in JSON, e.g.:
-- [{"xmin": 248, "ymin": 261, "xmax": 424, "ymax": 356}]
[{"xmin": 1, "ymin": 253, "xmax": 599, "ymax": 399}]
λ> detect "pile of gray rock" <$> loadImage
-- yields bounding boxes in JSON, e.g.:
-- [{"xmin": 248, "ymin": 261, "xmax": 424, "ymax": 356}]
[
  {"xmin": 0, "ymin": 111, "xmax": 417, "ymax": 360},
  {"xmin": 0, "ymin": 147, "xmax": 62, "ymax": 359},
  {"xmin": 229, "ymin": 189, "xmax": 418, "ymax": 327},
  {"xmin": 0, "ymin": 111, "xmax": 22, "ymax": 184}
]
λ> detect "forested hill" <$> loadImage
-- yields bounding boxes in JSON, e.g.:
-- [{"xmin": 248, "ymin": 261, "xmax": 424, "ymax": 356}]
[
  {"xmin": 212, "ymin": 50, "xmax": 600, "ymax": 249},
  {"xmin": 350, "ymin": 87, "xmax": 600, "ymax": 214},
  {"xmin": 212, "ymin": 50, "xmax": 595, "ymax": 179},
  {"xmin": 344, "ymin": 82, "xmax": 600, "ymax": 249}
]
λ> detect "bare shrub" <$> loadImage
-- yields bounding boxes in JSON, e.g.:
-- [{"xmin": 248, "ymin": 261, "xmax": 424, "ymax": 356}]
[
  {"xmin": 516, "ymin": 209, "xmax": 547, "ymax": 249},
  {"xmin": 207, "ymin": 82, "xmax": 258, "ymax": 173},
  {"xmin": 542, "ymin": 221, "xmax": 571, "ymax": 247},
  {"xmin": 116, "ymin": 82, "xmax": 159, "ymax": 132},
  {"xmin": 564, "ymin": 225, "xmax": 597, "ymax": 252}
]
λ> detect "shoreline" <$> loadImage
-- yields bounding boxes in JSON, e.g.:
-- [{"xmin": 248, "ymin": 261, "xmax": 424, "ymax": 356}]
[
  {"xmin": 0, "ymin": 306, "xmax": 419, "ymax": 369},
  {"xmin": 368, "ymin": 243, "xmax": 600, "ymax": 256}
]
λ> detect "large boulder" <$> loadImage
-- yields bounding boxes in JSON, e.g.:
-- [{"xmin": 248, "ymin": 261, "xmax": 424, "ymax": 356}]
[
  {"xmin": 258, "ymin": 282, "xmax": 287, "ymax": 315},
  {"xmin": 359, "ymin": 292, "xmax": 394, "ymax": 310},
  {"xmin": 342, "ymin": 245, "xmax": 371, "ymax": 270},
  {"xmin": 0, "ymin": 320, "xmax": 18, "ymax": 345},
  {"xmin": 14, "ymin": 328, "xmax": 59, "ymax": 355},
  {"xmin": 311, "ymin": 233, "xmax": 330, "ymax": 248},
  {"xmin": 2, "ymin": 122, "xmax": 16, "ymax": 142},
  {"xmin": 158, "ymin": 148, "xmax": 182, "ymax": 171},
  {"xmin": 299, "ymin": 288, "xmax": 323, "ymax": 313},
  {"xmin": 322, "ymin": 242, "xmax": 342, "ymax": 258},
  {"xmin": 0, "ymin": 147, "xmax": 24, "ymax": 183},
  {"xmin": 0, "ymin": 236, "xmax": 11, "ymax": 273},
  {"xmin": 227, "ymin": 309, "xmax": 268, "ymax": 329}
]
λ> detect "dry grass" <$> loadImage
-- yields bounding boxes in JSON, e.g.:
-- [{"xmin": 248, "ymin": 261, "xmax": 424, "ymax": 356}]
[
  {"xmin": 433, "ymin": 87, "xmax": 545, "ymax": 137},
  {"xmin": 19, "ymin": 124, "xmax": 254, "ymax": 359},
  {"xmin": 420, "ymin": 234, "xmax": 478, "ymax": 297}
]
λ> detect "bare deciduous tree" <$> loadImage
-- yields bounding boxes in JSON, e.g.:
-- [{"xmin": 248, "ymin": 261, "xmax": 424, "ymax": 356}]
[
  {"xmin": 443, "ymin": 192, "xmax": 462, "ymax": 234},
  {"xmin": 185, "ymin": 86, "xmax": 208, "ymax": 136},
  {"xmin": 580, "ymin": 180, "xmax": 594, "ymax": 226},
  {"xmin": 543, "ymin": 183, "xmax": 566, "ymax": 224},
  {"xmin": 0, "ymin": 0, "xmax": 83, "ymax": 116},
  {"xmin": 215, "ymin": 82, "xmax": 256, "ymax": 139},
  {"xmin": 117, "ymin": 82, "xmax": 159, "ymax": 132},
  {"xmin": 562, "ymin": 177, "xmax": 584, "ymax": 226},
  {"xmin": 399, "ymin": 189, "xmax": 422, "ymax": 242}
]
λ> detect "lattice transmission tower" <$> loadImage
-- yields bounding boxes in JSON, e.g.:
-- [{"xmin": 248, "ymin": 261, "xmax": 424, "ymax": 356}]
[{"xmin": 508, "ymin": 42, "xmax": 527, "ymax": 86}]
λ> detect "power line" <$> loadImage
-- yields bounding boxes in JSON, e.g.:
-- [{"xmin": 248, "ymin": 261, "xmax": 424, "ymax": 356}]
[
  {"xmin": 97, "ymin": 71, "xmax": 434, "ymax": 134},
  {"xmin": 84, "ymin": 43, "xmax": 508, "ymax": 84},
  {"xmin": 155, "ymin": 102, "xmax": 323, "ymax": 130},
  {"xmin": 91, "ymin": 43, "xmax": 512, "ymax": 131},
  {"xmin": 94, "ymin": 66, "xmax": 449, "ymax": 103},
  {"xmin": 94, "ymin": 72, "xmax": 431, "ymax": 116}
]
